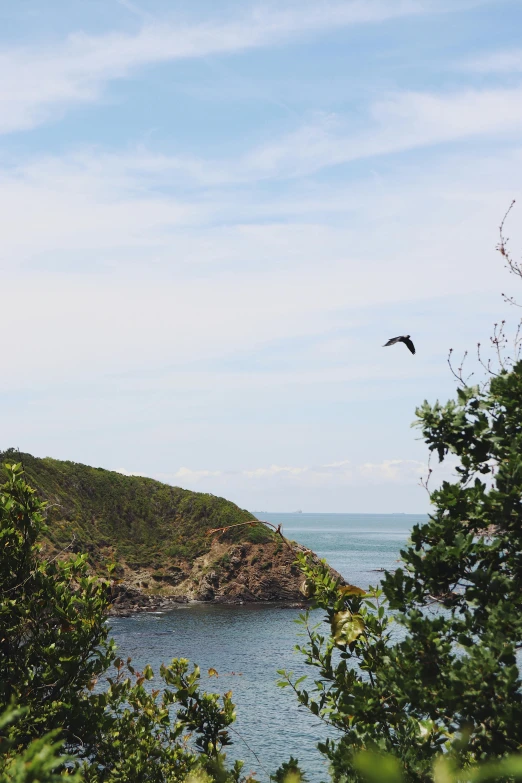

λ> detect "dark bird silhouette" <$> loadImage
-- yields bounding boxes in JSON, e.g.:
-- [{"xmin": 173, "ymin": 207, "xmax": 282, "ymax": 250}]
[{"xmin": 383, "ymin": 335, "xmax": 415, "ymax": 354}]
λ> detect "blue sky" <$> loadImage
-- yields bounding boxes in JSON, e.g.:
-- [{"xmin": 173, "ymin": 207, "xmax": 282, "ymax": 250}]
[{"xmin": 1, "ymin": 0, "xmax": 522, "ymax": 512}]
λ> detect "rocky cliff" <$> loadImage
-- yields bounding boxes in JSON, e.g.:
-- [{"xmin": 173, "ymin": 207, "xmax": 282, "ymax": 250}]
[
  {"xmin": 1, "ymin": 449, "xmax": 345, "ymax": 614},
  {"xmin": 109, "ymin": 538, "xmax": 344, "ymax": 615}
]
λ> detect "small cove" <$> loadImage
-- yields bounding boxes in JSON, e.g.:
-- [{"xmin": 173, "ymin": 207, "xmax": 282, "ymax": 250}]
[{"xmin": 108, "ymin": 513, "xmax": 426, "ymax": 781}]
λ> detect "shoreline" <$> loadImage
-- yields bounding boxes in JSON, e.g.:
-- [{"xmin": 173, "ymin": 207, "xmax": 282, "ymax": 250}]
[{"xmin": 108, "ymin": 593, "xmax": 310, "ymax": 617}]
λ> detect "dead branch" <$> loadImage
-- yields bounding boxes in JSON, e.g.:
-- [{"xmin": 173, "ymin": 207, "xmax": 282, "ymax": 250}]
[
  {"xmin": 476, "ymin": 342, "xmax": 498, "ymax": 379},
  {"xmin": 228, "ymin": 726, "xmax": 271, "ymax": 781},
  {"xmin": 447, "ymin": 348, "xmax": 473, "ymax": 385},
  {"xmin": 4, "ymin": 535, "xmax": 77, "ymax": 594},
  {"xmin": 419, "ymin": 453, "xmax": 433, "ymax": 496},
  {"xmin": 206, "ymin": 519, "xmax": 311, "ymax": 556},
  {"xmin": 498, "ymin": 199, "xmax": 522, "ymax": 307}
]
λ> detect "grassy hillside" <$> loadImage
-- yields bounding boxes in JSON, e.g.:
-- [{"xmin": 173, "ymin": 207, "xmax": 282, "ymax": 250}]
[{"xmin": 0, "ymin": 449, "xmax": 273, "ymax": 575}]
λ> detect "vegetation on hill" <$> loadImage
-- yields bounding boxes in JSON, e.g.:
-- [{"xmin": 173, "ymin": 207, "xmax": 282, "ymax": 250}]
[{"xmin": 0, "ymin": 449, "xmax": 273, "ymax": 575}]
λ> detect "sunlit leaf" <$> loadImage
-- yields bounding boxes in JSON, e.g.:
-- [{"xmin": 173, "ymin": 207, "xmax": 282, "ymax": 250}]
[
  {"xmin": 339, "ymin": 584, "xmax": 367, "ymax": 596},
  {"xmin": 300, "ymin": 578, "xmax": 315, "ymax": 598},
  {"xmin": 354, "ymin": 751, "xmax": 403, "ymax": 783},
  {"xmin": 331, "ymin": 611, "xmax": 365, "ymax": 646}
]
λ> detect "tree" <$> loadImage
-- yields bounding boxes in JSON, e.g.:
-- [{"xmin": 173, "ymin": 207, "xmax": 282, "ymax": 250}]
[
  {"xmin": 281, "ymin": 208, "xmax": 522, "ymax": 782},
  {"xmin": 0, "ymin": 461, "xmax": 114, "ymax": 752}
]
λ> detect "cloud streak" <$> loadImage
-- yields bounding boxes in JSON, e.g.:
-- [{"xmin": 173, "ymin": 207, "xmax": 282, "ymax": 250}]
[
  {"xmin": 463, "ymin": 48, "xmax": 522, "ymax": 73},
  {"xmin": 7, "ymin": 82, "xmax": 520, "ymax": 194},
  {"xmin": 0, "ymin": 0, "xmax": 483, "ymax": 134},
  {"xmin": 0, "ymin": 134, "xmax": 519, "ymax": 392},
  {"xmin": 115, "ymin": 458, "xmax": 452, "ymax": 512},
  {"xmin": 151, "ymin": 455, "xmax": 460, "ymax": 494},
  {"xmin": 160, "ymin": 458, "xmax": 430, "ymax": 487},
  {"xmin": 239, "ymin": 87, "xmax": 522, "ymax": 181}
]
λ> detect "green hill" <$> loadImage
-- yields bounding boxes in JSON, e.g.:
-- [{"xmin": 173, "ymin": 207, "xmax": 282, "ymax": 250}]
[{"xmin": 0, "ymin": 448, "xmax": 272, "ymax": 576}]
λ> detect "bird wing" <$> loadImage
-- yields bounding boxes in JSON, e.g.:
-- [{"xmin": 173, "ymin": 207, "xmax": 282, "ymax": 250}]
[
  {"xmin": 383, "ymin": 337, "xmax": 401, "ymax": 347},
  {"xmin": 403, "ymin": 337, "xmax": 415, "ymax": 354}
]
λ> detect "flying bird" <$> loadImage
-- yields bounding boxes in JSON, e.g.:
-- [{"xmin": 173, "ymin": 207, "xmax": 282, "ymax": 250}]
[{"xmin": 383, "ymin": 335, "xmax": 415, "ymax": 354}]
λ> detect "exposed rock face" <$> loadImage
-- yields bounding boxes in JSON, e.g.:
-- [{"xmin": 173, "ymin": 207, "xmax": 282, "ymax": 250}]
[
  {"xmin": 109, "ymin": 584, "xmax": 188, "ymax": 616},
  {"xmin": 108, "ymin": 539, "xmax": 344, "ymax": 616}
]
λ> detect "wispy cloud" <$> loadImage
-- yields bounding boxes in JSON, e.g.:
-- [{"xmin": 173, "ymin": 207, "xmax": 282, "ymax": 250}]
[
  {"xmin": 0, "ymin": 0, "xmax": 482, "ymax": 134},
  {"xmin": 243, "ymin": 464, "xmax": 309, "ymax": 479},
  {"xmin": 14, "ymin": 83, "xmax": 522, "ymax": 190},
  {"xmin": 239, "ymin": 87, "xmax": 522, "ymax": 181},
  {"xmin": 175, "ymin": 466, "xmax": 222, "ymax": 481},
  {"xmin": 263, "ymin": 458, "xmax": 430, "ymax": 485},
  {"xmin": 3, "ymin": 79, "xmax": 522, "ymax": 245},
  {"xmin": 113, "ymin": 456, "xmax": 460, "ymax": 512},
  {"xmin": 159, "ymin": 457, "xmax": 454, "ymax": 488},
  {"xmin": 463, "ymin": 48, "xmax": 522, "ymax": 73},
  {"xmin": 0, "ymin": 134, "xmax": 519, "ymax": 391}
]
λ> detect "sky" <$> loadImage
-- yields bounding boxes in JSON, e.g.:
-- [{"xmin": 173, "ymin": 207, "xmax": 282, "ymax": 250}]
[{"xmin": 1, "ymin": 0, "xmax": 522, "ymax": 513}]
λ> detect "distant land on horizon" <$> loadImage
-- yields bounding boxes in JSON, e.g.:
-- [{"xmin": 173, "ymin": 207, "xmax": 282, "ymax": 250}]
[{"xmin": 254, "ymin": 510, "xmax": 426, "ymax": 517}]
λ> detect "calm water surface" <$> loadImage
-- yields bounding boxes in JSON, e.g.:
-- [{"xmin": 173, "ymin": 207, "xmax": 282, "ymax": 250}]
[{"xmin": 109, "ymin": 513, "xmax": 426, "ymax": 781}]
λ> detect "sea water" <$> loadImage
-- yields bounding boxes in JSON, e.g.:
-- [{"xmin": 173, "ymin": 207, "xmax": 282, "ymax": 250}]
[{"xmin": 108, "ymin": 513, "xmax": 426, "ymax": 781}]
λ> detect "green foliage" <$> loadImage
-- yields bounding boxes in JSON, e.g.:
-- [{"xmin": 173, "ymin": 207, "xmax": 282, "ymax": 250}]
[
  {"xmin": 79, "ymin": 657, "xmax": 242, "ymax": 783},
  {"xmin": 281, "ymin": 360, "xmax": 522, "ymax": 781},
  {"xmin": 387, "ymin": 363, "xmax": 522, "ymax": 758},
  {"xmin": 270, "ymin": 757, "xmax": 307, "ymax": 783},
  {"xmin": 352, "ymin": 750, "xmax": 522, "ymax": 783},
  {"xmin": 240, "ymin": 524, "xmax": 274, "ymax": 545},
  {"xmin": 0, "ymin": 450, "xmax": 272, "ymax": 575},
  {"xmin": 0, "ymin": 463, "xmax": 256, "ymax": 783},
  {"xmin": 0, "ymin": 462, "xmax": 115, "ymax": 749},
  {"xmin": 0, "ymin": 706, "xmax": 81, "ymax": 782}
]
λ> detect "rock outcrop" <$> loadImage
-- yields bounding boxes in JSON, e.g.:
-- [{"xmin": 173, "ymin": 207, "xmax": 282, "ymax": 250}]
[{"xmin": 108, "ymin": 538, "xmax": 344, "ymax": 616}]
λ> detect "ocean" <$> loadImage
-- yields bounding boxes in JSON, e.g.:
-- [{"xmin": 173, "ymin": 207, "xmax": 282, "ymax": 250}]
[{"xmin": 108, "ymin": 512, "xmax": 426, "ymax": 781}]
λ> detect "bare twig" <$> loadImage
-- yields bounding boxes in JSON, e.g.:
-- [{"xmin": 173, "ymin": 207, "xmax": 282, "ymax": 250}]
[
  {"xmin": 419, "ymin": 453, "xmax": 433, "ymax": 496},
  {"xmin": 491, "ymin": 321, "xmax": 508, "ymax": 370},
  {"xmin": 476, "ymin": 342, "xmax": 498, "ymax": 379},
  {"xmin": 447, "ymin": 349, "xmax": 473, "ymax": 385},
  {"xmin": 426, "ymin": 593, "xmax": 454, "ymax": 607},
  {"xmin": 4, "ymin": 535, "xmax": 77, "ymax": 594},
  {"xmin": 514, "ymin": 319, "xmax": 522, "ymax": 363},
  {"xmin": 498, "ymin": 200, "xmax": 522, "ymax": 312},
  {"xmin": 228, "ymin": 726, "xmax": 271, "ymax": 781},
  {"xmin": 455, "ymin": 201, "xmax": 522, "ymax": 381},
  {"xmin": 498, "ymin": 200, "xmax": 522, "ymax": 287}
]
